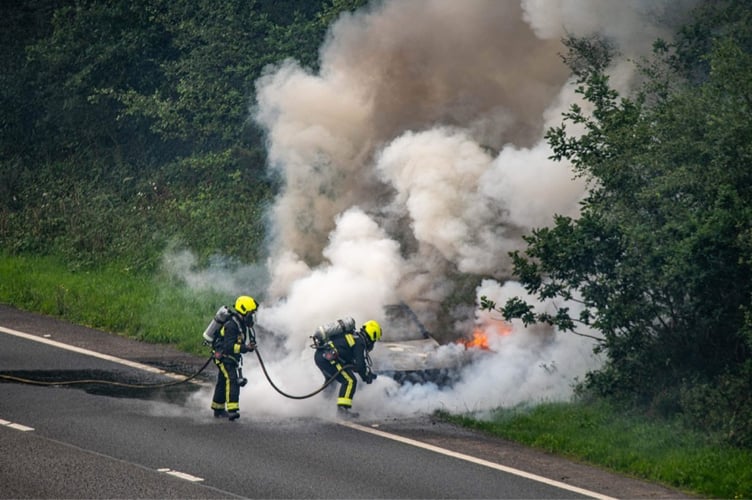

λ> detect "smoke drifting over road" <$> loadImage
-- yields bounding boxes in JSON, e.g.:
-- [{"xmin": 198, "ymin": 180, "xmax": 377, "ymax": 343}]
[{"xmin": 182, "ymin": 0, "xmax": 701, "ymax": 418}]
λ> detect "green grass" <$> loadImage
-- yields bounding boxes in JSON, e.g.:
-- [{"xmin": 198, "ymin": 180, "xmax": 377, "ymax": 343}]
[
  {"xmin": 0, "ymin": 252, "xmax": 225, "ymax": 355},
  {"xmin": 2, "ymin": 251, "xmax": 751, "ymax": 498},
  {"xmin": 442, "ymin": 401, "xmax": 752, "ymax": 499}
]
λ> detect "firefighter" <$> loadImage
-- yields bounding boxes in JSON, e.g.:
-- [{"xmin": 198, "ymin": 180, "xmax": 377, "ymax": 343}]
[
  {"xmin": 314, "ymin": 319, "xmax": 382, "ymax": 418},
  {"xmin": 211, "ymin": 295, "xmax": 257, "ymax": 421}
]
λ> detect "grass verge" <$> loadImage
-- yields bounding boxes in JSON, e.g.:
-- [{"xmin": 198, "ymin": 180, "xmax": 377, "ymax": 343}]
[
  {"xmin": 0, "ymin": 252, "xmax": 224, "ymax": 355},
  {"xmin": 442, "ymin": 401, "xmax": 752, "ymax": 499}
]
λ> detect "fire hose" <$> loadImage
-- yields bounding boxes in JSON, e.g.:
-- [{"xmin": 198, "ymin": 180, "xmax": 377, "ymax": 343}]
[
  {"xmin": 0, "ymin": 348, "xmax": 354, "ymax": 399},
  {"xmin": 0, "ymin": 355, "xmax": 214, "ymax": 389},
  {"xmin": 253, "ymin": 347, "xmax": 354, "ymax": 400}
]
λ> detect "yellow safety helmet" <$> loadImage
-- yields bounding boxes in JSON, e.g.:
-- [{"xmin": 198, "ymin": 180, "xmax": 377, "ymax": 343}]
[
  {"xmin": 234, "ymin": 296, "xmax": 258, "ymax": 315},
  {"xmin": 363, "ymin": 320, "xmax": 382, "ymax": 342}
]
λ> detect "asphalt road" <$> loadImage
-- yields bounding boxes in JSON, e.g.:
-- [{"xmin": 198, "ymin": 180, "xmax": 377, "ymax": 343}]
[{"xmin": 0, "ymin": 304, "xmax": 692, "ymax": 499}]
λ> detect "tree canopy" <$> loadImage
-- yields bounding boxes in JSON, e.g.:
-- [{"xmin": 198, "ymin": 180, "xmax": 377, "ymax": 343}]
[{"xmin": 490, "ymin": 1, "xmax": 752, "ymax": 446}]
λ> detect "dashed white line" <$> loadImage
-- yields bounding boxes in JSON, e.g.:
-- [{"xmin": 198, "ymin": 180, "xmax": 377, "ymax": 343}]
[
  {"xmin": 0, "ymin": 419, "xmax": 35, "ymax": 432},
  {"xmin": 158, "ymin": 468, "xmax": 204, "ymax": 482}
]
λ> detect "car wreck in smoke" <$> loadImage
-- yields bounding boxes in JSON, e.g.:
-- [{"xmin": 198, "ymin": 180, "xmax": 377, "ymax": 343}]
[{"xmin": 369, "ymin": 303, "xmax": 492, "ymax": 385}]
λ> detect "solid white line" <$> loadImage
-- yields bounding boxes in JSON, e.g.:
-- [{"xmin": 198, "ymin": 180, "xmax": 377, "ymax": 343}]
[
  {"xmin": 0, "ymin": 325, "xmax": 184, "ymax": 379},
  {"xmin": 339, "ymin": 421, "xmax": 617, "ymax": 500}
]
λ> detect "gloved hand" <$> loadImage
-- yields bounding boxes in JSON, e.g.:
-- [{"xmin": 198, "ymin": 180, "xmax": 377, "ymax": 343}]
[
  {"xmin": 241, "ymin": 341, "xmax": 256, "ymax": 353},
  {"xmin": 365, "ymin": 372, "xmax": 377, "ymax": 384}
]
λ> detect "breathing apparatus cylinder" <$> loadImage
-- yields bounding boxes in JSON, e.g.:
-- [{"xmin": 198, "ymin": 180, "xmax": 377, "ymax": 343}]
[
  {"xmin": 202, "ymin": 305, "xmax": 232, "ymax": 344},
  {"xmin": 310, "ymin": 317, "xmax": 355, "ymax": 348}
]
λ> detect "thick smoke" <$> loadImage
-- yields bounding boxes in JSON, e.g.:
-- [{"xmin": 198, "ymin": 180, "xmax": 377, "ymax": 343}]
[
  {"xmin": 181, "ymin": 0, "xmax": 701, "ymax": 419},
  {"xmin": 255, "ymin": 0, "xmax": 572, "ymax": 289}
]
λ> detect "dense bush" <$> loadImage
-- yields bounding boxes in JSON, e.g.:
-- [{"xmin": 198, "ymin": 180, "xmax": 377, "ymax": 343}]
[{"xmin": 0, "ymin": 0, "xmax": 365, "ymax": 271}]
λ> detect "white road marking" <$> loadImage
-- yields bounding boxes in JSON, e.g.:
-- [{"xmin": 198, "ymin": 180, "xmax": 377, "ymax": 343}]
[
  {"xmin": 339, "ymin": 420, "xmax": 617, "ymax": 500},
  {"xmin": 3, "ymin": 325, "xmax": 216, "ymax": 487},
  {"xmin": 0, "ymin": 325, "xmax": 185, "ymax": 380},
  {"xmin": 0, "ymin": 419, "xmax": 35, "ymax": 431},
  {"xmin": 8, "ymin": 423, "xmax": 35, "ymax": 432},
  {"xmin": 158, "ymin": 468, "xmax": 204, "ymax": 482}
]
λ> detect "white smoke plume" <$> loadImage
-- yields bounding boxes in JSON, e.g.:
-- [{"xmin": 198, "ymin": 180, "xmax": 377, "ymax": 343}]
[{"xmin": 178, "ymin": 0, "xmax": 702, "ymax": 419}]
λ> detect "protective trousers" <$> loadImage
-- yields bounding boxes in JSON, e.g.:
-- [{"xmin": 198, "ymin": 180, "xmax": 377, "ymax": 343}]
[
  {"xmin": 315, "ymin": 350, "xmax": 356, "ymax": 408},
  {"xmin": 211, "ymin": 358, "xmax": 240, "ymax": 412}
]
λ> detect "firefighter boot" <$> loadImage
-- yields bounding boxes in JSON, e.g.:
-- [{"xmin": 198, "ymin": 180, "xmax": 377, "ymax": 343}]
[
  {"xmin": 337, "ymin": 406, "xmax": 359, "ymax": 419},
  {"xmin": 214, "ymin": 409, "xmax": 229, "ymax": 418},
  {"xmin": 228, "ymin": 411, "xmax": 240, "ymax": 421}
]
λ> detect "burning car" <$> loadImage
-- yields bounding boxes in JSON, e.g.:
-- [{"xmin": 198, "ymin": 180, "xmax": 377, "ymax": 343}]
[{"xmin": 369, "ymin": 303, "xmax": 491, "ymax": 385}]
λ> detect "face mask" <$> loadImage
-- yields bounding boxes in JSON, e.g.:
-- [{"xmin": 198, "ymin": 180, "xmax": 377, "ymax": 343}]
[
  {"xmin": 244, "ymin": 313, "xmax": 255, "ymax": 328},
  {"xmin": 361, "ymin": 330, "xmax": 375, "ymax": 350}
]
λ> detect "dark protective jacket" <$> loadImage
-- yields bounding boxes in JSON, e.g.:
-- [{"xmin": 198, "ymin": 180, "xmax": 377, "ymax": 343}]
[
  {"xmin": 325, "ymin": 330, "xmax": 375, "ymax": 382},
  {"xmin": 214, "ymin": 313, "xmax": 255, "ymax": 363},
  {"xmin": 314, "ymin": 327, "xmax": 375, "ymax": 409}
]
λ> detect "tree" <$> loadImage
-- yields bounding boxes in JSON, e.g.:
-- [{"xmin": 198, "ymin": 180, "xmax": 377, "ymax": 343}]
[{"xmin": 489, "ymin": 3, "xmax": 752, "ymax": 442}]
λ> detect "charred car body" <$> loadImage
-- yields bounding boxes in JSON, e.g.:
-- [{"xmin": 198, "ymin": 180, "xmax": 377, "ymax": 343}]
[{"xmin": 369, "ymin": 303, "xmax": 476, "ymax": 385}]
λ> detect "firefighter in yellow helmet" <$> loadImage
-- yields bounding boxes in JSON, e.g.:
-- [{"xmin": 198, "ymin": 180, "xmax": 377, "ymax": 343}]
[
  {"xmin": 313, "ymin": 318, "xmax": 382, "ymax": 418},
  {"xmin": 211, "ymin": 295, "xmax": 257, "ymax": 421}
]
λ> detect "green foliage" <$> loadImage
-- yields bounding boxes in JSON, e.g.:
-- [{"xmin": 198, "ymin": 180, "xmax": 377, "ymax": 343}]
[
  {"xmin": 496, "ymin": 2, "xmax": 752, "ymax": 445},
  {"xmin": 442, "ymin": 401, "xmax": 752, "ymax": 498},
  {"xmin": 668, "ymin": 0, "xmax": 752, "ymax": 83},
  {"xmin": 1, "ymin": 158, "xmax": 169, "ymax": 271},
  {"xmin": 0, "ymin": 0, "xmax": 362, "ymax": 271},
  {"xmin": 111, "ymin": 0, "xmax": 274, "ymax": 150},
  {"xmin": 0, "ymin": 0, "xmax": 59, "ymax": 160},
  {"xmin": 680, "ymin": 360, "xmax": 752, "ymax": 448},
  {"xmin": 158, "ymin": 150, "xmax": 274, "ymax": 263},
  {"xmin": 22, "ymin": 0, "xmax": 175, "ymax": 163}
]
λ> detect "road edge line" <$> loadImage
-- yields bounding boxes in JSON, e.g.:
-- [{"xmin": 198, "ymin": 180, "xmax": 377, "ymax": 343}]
[
  {"xmin": 0, "ymin": 325, "xmax": 184, "ymax": 379},
  {"xmin": 339, "ymin": 420, "xmax": 617, "ymax": 500}
]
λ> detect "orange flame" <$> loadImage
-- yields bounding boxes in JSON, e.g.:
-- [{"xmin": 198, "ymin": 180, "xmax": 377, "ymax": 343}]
[
  {"xmin": 456, "ymin": 323, "xmax": 512, "ymax": 350},
  {"xmin": 466, "ymin": 330, "xmax": 490, "ymax": 349}
]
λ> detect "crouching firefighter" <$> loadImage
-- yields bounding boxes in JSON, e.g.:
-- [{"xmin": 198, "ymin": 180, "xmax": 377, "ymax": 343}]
[
  {"xmin": 206, "ymin": 295, "xmax": 257, "ymax": 421},
  {"xmin": 312, "ymin": 318, "xmax": 382, "ymax": 418}
]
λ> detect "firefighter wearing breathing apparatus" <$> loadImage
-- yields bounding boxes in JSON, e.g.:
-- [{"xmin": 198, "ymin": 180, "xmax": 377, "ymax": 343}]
[
  {"xmin": 313, "ymin": 318, "xmax": 382, "ymax": 418},
  {"xmin": 210, "ymin": 295, "xmax": 257, "ymax": 421}
]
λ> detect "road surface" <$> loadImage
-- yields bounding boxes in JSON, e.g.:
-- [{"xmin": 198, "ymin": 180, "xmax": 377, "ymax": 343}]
[{"xmin": 0, "ymin": 304, "xmax": 692, "ymax": 499}]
